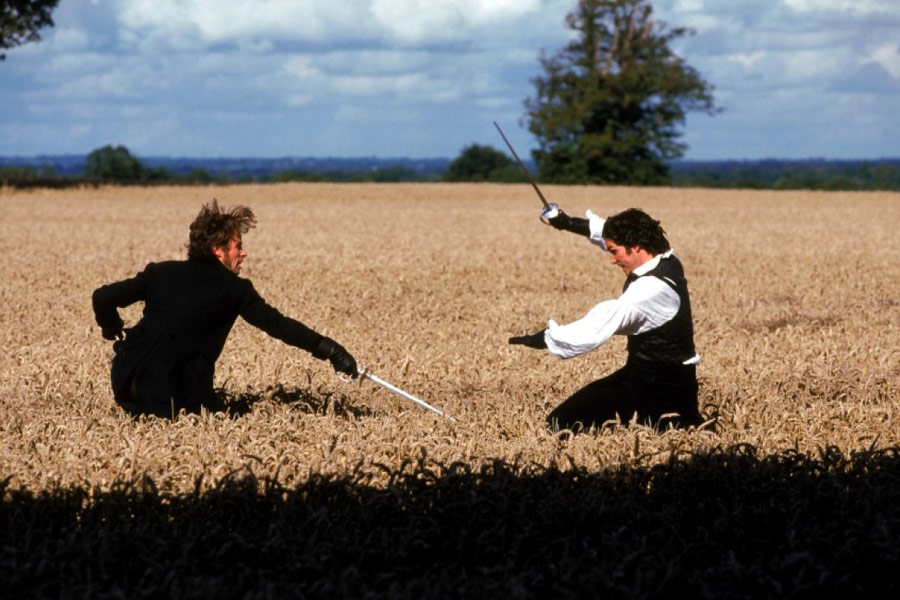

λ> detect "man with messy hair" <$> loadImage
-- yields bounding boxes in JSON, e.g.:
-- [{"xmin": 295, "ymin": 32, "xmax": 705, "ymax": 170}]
[
  {"xmin": 509, "ymin": 207, "xmax": 703, "ymax": 433},
  {"xmin": 92, "ymin": 200, "xmax": 358, "ymax": 419}
]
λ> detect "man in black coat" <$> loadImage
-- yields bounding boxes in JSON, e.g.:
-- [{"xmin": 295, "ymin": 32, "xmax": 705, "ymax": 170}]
[
  {"xmin": 92, "ymin": 200, "xmax": 357, "ymax": 419},
  {"xmin": 509, "ymin": 207, "xmax": 703, "ymax": 433}
]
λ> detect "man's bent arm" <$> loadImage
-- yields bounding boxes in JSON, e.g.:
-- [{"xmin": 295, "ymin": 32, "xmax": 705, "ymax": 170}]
[{"xmin": 92, "ymin": 272, "xmax": 148, "ymax": 334}]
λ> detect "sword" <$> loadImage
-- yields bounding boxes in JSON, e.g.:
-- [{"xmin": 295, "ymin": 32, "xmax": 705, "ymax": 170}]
[
  {"xmin": 342, "ymin": 366, "xmax": 456, "ymax": 422},
  {"xmin": 493, "ymin": 121, "xmax": 559, "ymax": 222}
]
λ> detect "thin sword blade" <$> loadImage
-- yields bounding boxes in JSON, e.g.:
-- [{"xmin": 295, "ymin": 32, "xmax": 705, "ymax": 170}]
[
  {"xmin": 363, "ymin": 371, "xmax": 456, "ymax": 422},
  {"xmin": 493, "ymin": 121, "xmax": 550, "ymax": 208}
]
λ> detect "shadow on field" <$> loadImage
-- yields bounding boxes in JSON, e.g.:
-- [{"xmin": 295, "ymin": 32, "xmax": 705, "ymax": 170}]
[
  {"xmin": 3, "ymin": 445, "xmax": 899, "ymax": 599},
  {"xmin": 215, "ymin": 381, "xmax": 377, "ymax": 420}
]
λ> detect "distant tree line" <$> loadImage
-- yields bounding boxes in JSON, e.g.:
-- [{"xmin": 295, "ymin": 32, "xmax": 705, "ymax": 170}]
[
  {"xmin": 0, "ymin": 145, "xmax": 443, "ymax": 187},
  {"xmin": 270, "ymin": 165, "xmax": 439, "ymax": 184},
  {"xmin": 671, "ymin": 159, "xmax": 900, "ymax": 191},
  {"xmin": 2, "ymin": 144, "xmax": 899, "ymax": 191}
]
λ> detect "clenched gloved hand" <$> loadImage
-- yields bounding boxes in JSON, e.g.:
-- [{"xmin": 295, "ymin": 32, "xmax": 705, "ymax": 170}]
[
  {"xmin": 508, "ymin": 329, "xmax": 547, "ymax": 349},
  {"xmin": 101, "ymin": 326, "xmax": 123, "ymax": 341},
  {"xmin": 547, "ymin": 210, "xmax": 591, "ymax": 237},
  {"xmin": 314, "ymin": 337, "xmax": 359, "ymax": 378}
]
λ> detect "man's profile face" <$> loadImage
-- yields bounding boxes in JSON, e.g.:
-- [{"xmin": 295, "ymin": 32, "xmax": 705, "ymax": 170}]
[
  {"xmin": 604, "ymin": 239, "xmax": 651, "ymax": 276},
  {"xmin": 214, "ymin": 234, "xmax": 247, "ymax": 274}
]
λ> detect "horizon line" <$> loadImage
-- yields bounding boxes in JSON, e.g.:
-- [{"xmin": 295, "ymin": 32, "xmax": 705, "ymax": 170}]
[{"xmin": 2, "ymin": 153, "xmax": 900, "ymax": 163}]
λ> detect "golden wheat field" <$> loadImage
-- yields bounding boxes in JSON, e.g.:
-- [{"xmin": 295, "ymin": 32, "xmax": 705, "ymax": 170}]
[{"xmin": 2, "ymin": 182, "xmax": 899, "ymax": 495}]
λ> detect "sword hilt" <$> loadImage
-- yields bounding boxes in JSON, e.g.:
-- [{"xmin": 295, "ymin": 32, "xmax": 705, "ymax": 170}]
[
  {"xmin": 337, "ymin": 363, "xmax": 367, "ymax": 384},
  {"xmin": 540, "ymin": 202, "xmax": 560, "ymax": 225}
]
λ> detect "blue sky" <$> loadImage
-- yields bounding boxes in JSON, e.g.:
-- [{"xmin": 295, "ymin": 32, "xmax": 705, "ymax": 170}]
[{"xmin": 2, "ymin": 0, "xmax": 898, "ymax": 160}]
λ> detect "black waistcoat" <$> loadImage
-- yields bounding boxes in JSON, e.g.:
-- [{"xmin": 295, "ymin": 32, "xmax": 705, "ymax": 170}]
[{"xmin": 624, "ymin": 254, "xmax": 696, "ymax": 366}]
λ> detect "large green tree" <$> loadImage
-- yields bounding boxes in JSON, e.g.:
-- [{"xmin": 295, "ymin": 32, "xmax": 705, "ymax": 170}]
[
  {"xmin": 525, "ymin": 0, "xmax": 718, "ymax": 185},
  {"xmin": 84, "ymin": 145, "xmax": 145, "ymax": 181},
  {"xmin": 0, "ymin": 0, "xmax": 59, "ymax": 60},
  {"xmin": 84, "ymin": 145, "xmax": 172, "ymax": 182}
]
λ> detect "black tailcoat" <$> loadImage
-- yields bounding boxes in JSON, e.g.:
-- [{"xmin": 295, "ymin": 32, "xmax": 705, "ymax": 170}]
[{"xmin": 92, "ymin": 257, "xmax": 325, "ymax": 413}]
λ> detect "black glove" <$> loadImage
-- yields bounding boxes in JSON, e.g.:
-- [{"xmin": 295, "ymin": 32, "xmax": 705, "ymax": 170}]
[
  {"xmin": 548, "ymin": 210, "xmax": 591, "ymax": 237},
  {"xmin": 508, "ymin": 329, "xmax": 547, "ymax": 349},
  {"xmin": 314, "ymin": 337, "xmax": 359, "ymax": 378},
  {"xmin": 101, "ymin": 327, "xmax": 123, "ymax": 341}
]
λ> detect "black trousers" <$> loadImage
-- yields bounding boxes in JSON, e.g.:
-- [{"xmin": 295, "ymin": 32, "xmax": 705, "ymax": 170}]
[
  {"xmin": 117, "ymin": 355, "xmax": 217, "ymax": 419},
  {"xmin": 546, "ymin": 361, "xmax": 701, "ymax": 433}
]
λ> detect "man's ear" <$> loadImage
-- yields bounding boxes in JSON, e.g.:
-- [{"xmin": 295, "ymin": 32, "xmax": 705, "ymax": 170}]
[{"xmin": 211, "ymin": 244, "xmax": 225, "ymax": 260}]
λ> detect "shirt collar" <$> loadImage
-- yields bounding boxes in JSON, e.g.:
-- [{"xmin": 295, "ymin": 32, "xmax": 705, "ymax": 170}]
[{"xmin": 632, "ymin": 249, "xmax": 673, "ymax": 277}]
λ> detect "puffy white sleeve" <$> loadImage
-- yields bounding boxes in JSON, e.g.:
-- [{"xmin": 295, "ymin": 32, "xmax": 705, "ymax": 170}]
[
  {"xmin": 543, "ymin": 277, "xmax": 680, "ymax": 359},
  {"xmin": 544, "ymin": 298, "xmax": 640, "ymax": 359},
  {"xmin": 586, "ymin": 209, "xmax": 607, "ymax": 251}
]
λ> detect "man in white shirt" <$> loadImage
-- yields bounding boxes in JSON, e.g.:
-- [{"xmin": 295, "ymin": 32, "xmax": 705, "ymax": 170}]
[{"xmin": 509, "ymin": 207, "xmax": 703, "ymax": 433}]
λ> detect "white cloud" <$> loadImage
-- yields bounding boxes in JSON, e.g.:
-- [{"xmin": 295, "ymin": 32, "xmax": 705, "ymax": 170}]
[
  {"xmin": 284, "ymin": 56, "xmax": 322, "ymax": 80},
  {"xmin": 329, "ymin": 71, "xmax": 465, "ymax": 104},
  {"xmin": 119, "ymin": 0, "xmax": 371, "ymax": 46},
  {"xmin": 333, "ymin": 73, "xmax": 428, "ymax": 96},
  {"xmin": 54, "ymin": 64, "xmax": 151, "ymax": 100},
  {"xmin": 370, "ymin": 0, "xmax": 541, "ymax": 43},
  {"xmin": 316, "ymin": 49, "xmax": 436, "ymax": 76},
  {"xmin": 725, "ymin": 51, "xmax": 766, "ymax": 69},
  {"xmin": 117, "ymin": 0, "xmax": 549, "ymax": 49},
  {"xmin": 673, "ymin": 0, "xmax": 704, "ymax": 11},
  {"xmin": 118, "ymin": 0, "xmax": 191, "ymax": 31},
  {"xmin": 871, "ymin": 42, "xmax": 900, "ymax": 79},
  {"xmin": 783, "ymin": 0, "xmax": 896, "ymax": 15},
  {"xmin": 779, "ymin": 48, "xmax": 841, "ymax": 84}
]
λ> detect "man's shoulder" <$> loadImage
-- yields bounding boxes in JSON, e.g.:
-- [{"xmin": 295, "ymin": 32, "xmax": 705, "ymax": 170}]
[
  {"xmin": 142, "ymin": 259, "xmax": 186, "ymax": 269},
  {"xmin": 646, "ymin": 253, "xmax": 685, "ymax": 277},
  {"xmin": 142, "ymin": 259, "xmax": 243, "ymax": 284},
  {"xmin": 639, "ymin": 254, "xmax": 688, "ymax": 294},
  {"xmin": 135, "ymin": 259, "xmax": 189, "ymax": 277},
  {"xmin": 146, "ymin": 259, "xmax": 225, "ymax": 272}
]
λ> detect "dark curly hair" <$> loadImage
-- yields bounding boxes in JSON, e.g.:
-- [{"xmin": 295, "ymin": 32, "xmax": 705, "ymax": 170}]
[
  {"xmin": 186, "ymin": 199, "xmax": 256, "ymax": 260},
  {"xmin": 601, "ymin": 208, "xmax": 670, "ymax": 255}
]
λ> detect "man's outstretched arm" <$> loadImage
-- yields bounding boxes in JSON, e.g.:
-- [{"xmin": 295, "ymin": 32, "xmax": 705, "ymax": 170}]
[{"xmin": 241, "ymin": 296, "xmax": 358, "ymax": 378}]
